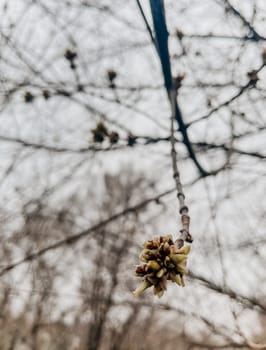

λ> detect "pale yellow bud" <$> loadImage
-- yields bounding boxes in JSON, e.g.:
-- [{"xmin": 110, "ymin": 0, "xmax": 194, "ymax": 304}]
[
  {"xmin": 175, "ymin": 245, "xmax": 191, "ymax": 255},
  {"xmin": 133, "ymin": 280, "xmax": 151, "ymax": 297},
  {"xmin": 156, "ymin": 268, "xmax": 167, "ymax": 278},
  {"xmin": 173, "ymin": 274, "xmax": 182, "ymax": 286},
  {"xmin": 170, "ymin": 254, "xmax": 187, "ymax": 264},
  {"xmin": 147, "ymin": 260, "xmax": 161, "ymax": 271}
]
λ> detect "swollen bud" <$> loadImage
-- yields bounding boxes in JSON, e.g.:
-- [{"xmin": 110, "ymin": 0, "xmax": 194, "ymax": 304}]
[
  {"xmin": 147, "ymin": 260, "xmax": 161, "ymax": 271},
  {"xmin": 133, "ymin": 279, "xmax": 151, "ymax": 297}
]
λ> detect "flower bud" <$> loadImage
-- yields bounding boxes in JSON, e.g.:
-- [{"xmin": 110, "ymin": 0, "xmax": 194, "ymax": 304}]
[
  {"xmin": 172, "ymin": 274, "xmax": 182, "ymax": 286},
  {"xmin": 156, "ymin": 268, "xmax": 167, "ymax": 278},
  {"xmin": 133, "ymin": 280, "xmax": 152, "ymax": 297},
  {"xmin": 170, "ymin": 254, "xmax": 187, "ymax": 264},
  {"xmin": 139, "ymin": 249, "xmax": 158, "ymax": 262},
  {"xmin": 147, "ymin": 260, "xmax": 161, "ymax": 271}
]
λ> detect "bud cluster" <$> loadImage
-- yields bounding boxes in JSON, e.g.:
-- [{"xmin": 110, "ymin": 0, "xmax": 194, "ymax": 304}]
[
  {"xmin": 133, "ymin": 235, "xmax": 190, "ymax": 298},
  {"xmin": 64, "ymin": 49, "xmax": 78, "ymax": 70},
  {"xmin": 91, "ymin": 122, "xmax": 119, "ymax": 144},
  {"xmin": 107, "ymin": 69, "xmax": 117, "ymax": 89}
]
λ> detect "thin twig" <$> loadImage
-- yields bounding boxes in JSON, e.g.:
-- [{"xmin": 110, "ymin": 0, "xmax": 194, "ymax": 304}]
[
  {"xmin": 169, "ymin": 88, "xmax": 193, "ymax": 247},
  {"xmin": 135, "ymin": 0, "xmax": 157, "ymax": 50}
]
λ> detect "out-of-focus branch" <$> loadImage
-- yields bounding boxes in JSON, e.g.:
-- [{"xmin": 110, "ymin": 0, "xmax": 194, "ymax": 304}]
[
  {"xmin": 178, "ymin": 33, "xmax": 266, "ymax": 42},
  {"xmin": 187, "ymin": 63, "xmax": 266, "ymax": 127},
  {"xmin": 0, "ymin": 187, "xmax": 175, "ymax": 277},
  {"xmin": 2, "ymin": 133, "xmax": 265, "ymax": 160},
  {"xmin": 190, "ymin": 272, "xmax": 266, "ymax": 313},
  {"xmin": 222, "ymin": 0, "xmax": 265, "ymax": 41}
]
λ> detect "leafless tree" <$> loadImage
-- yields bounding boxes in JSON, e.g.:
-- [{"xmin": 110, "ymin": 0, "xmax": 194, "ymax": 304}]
[{"xmin": 0, "ymin": 0, "xmax": 266, "ymax": 349}]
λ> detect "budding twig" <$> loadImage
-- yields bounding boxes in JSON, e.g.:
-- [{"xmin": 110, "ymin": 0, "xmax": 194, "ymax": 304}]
[{"xmin": 169, "ymin": 86, "xmax": 193, "ymax": 248}]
